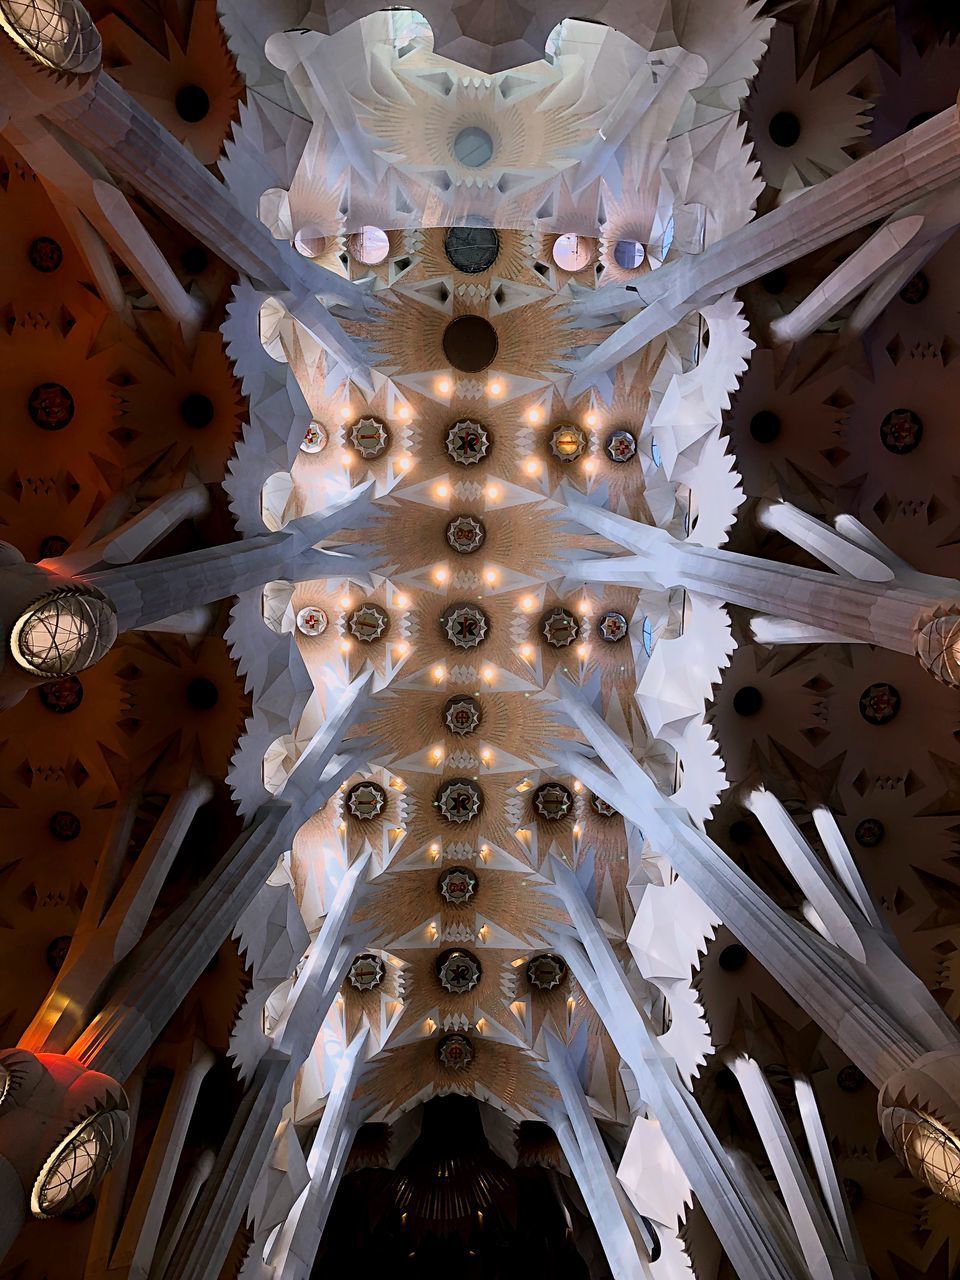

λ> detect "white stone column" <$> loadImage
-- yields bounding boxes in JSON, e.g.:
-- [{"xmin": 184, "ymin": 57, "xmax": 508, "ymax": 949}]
[
  {"xmin": 541, "ymin": 1032, "xmax": 654, "ymax": 1280},
  {"xmin": 23, "ymin": 778, "xmax": 214, "ymax": 1054},
  {"xmin": 37, "ymin": 74, "xmax": 374, "ymax": 389},
  {"xmin": 844, "ymin": 232, "xmax": 951, "ymax": 340},
  {"xmin": 134, "ymin": 608, "xmax": 214, "ymax": 643},
  {"xmin": 51, "ymin": 482, "xmax": 211, "ymax": 575},
  {"xmin": 267, "ymin": 1030, "xmax": 370, "ymax": 1280},
  {"xmin": 746, "ymin": 791, "xmax": 957, "ymax": 1060},
  {"xmin": 160, "ymin": 1053, "xmax": 294, "ymax": 1280},
  {"xmin": 107, "ymin": 1040, "xmax": 216, "ymax": 1280},
  {"xmin": 568, "ymin": 102, "xmax": 960, "ymax": 393},
  {"xmin": 88, "ymin": 482, "xmax": 374, "ymax": 632},
  {"xmin": 772, "ymin": 181, "xmax": 960, "ymax": 346},
  {"xmin": 4, "ymin": 115, "xmax": 206, "ymax": 340},
  {"xmin": 549, "ymin": 682, "xmax": 959, "ymax": 1084},
  {"xmin": 68, "ymin": 802, "xmax": 292, "ymax": 1080},
  {"xmin": 545, "ymin": 859, "xmax": 805, "ymax": 1280},
  {"xmin": 69, "ymin": 689, "xmax": 369, "ymax": 1085},
  {"xmin": 730, "ymin": 1058, "xmax": 870, "ymax": 1280},
  {"xmin": 149, "ymin": 1148, "xmax": 215, "ymax": 1280},
  {"xmin": 272, "ymin": 855, "xmax": 372, "ymax": 1064},
  {"xmin": 767, "ymin": 214, "xmax": 926, "ymax": 346},
  {"xmin": 44, "ymin": 75, "xmax": 360, "ymax": 312},
  {"xmin": 562, "ymin": 492, "xmax": 958, "ymax": 660},
  {"xmin": 160, "ymin": 855, "xmax": 370, "ymax": 1280}
]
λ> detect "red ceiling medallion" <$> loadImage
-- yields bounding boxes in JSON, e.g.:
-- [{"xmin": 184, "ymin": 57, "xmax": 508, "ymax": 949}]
[
  {"xmin": 439, "ymin": 865, "xmax": 478, "ymax": 905},
  {"xmin": 550, "ymin": 424, "xmax": 586, "ymax": 461},
  {"xmin": 443, "ymin": 695, "xmax": 481, "ymax": 736},
  {"xmin": 597, "ymin": 610, "xmax": 629, "ymax": 643},
  {"xmin": 446, "ymin": 515, "xmax": 486, "ymax": 554},
  {"xmin": 605, "ymin": 429, "xmax": 637, "ymax": 463},
  {"xmin": 350, "ymin": 416, "xmax": 389, "ymax": 458},
  {"xmin": 348, "ymin": 953, "xmax": 385, "ymax": 990},
  {"xmin": 445, "ymin": 419, "xmax": 490, "ymax": 465},
  {"xmin": 437, "ymin": 1033, "xmax": 474, "ymax": 1070}
]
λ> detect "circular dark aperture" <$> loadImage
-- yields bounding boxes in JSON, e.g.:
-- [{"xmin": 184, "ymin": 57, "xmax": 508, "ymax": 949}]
[
  {"xmin": 444, "ymin": 226, "xmax": 500, "ymax": 274},
  {"xmin": 836, "ymin": 1064, "xmax": 866, "ymax": 1092},
  {"xmin": 181, "ymin": 245, "xmax": 209, "ymax": 275},
  {"xmin": 39, "ymin": 675, "xmax": 84, "ymax": 714},
  {"xmin": 176, "ymin": 85, "xmax": 210, "ymax": 123},
  {"xmin": 858, "ymin": 682, "xmax": 900, "ymax": 725},
  {"xmin": 854, "ymin": 817, "xmax": 885, "ymax": 848},
  {"xmin": 186, "ymin": 677, "xmax": 219, "ymax": 710},
  {"xmin": 50, "ymin": 811, "xmax": 81, "ymax": 842},
  {"xmin": 28, "ymin": 382, "xmax": 74, "ymax": 431},
  {"xmin": 442, "ymin": 315, "xmax": 498, "ymax": 373},
  {"xmin": 761, "ymin": 269, "xmax": 786, "ymax": 295},
  {"xmin": 880, "ymin": 407, "xmax": 922, "ymax": 455},
  {"xmin": 29, "ymin": 237, "xmax": 63, "ymax": 273},
  {"xmin": 728, "ymin": 819, "xmax": 753, "ymax": 845},
  {"xmin": 768, "ymin": 110, "xmax": 801, "ymax": 148},
  {"xmin": 181, "ymin": 393, "xmax": 215, "ymax": 428},
  {"xmin": 750, "ymin": 410, "xmax": 781, "ymax": 444},
  {"xmin": 733, "ymin": 685, "xmax": 763, "ymax": 716},
  {"xmin": 719, "ymin": 943, "xmax": 748, "ymax": 971}
]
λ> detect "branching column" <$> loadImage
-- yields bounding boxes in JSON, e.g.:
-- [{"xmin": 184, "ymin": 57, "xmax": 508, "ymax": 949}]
[
  {"xmin": 544, "ymin": 859, "xmax": 805, "ymax": 1280},
  {"xmin": 161, "ymin": 855, "xmax": 371, "ymax": 1280},
  {"xmin": 569, "ymin": 102, "xmax": 960, "ymax": 392},
  {"xmin": 541, "ymin": 1032, "xmax": 655, "ymax": 1280},
  {"xmin": 551, "ymin": 683, "xmax": 960, "ymax": 1086},
  {"xmin": 562, "ymin": 494, "xmax": 960, "ymax": 663},
  {"xmin": 89, "ymin": 485, "xmax": 375, "ymax": 632},
  {"xmin": 729, "ymin": 1058, "xmax": 870, "ymax": 1280},
  {"xmin": 22, "ymin": 780, "xmax": 214, "ymax": 1054},
  {"xmin": 267, "ymin": 1029, "xmax": 370, "ymax": 1280}
]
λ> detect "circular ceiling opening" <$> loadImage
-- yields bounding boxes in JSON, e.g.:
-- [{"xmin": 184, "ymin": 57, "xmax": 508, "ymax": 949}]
[
  {"xmin": 453, "ymin": 126, "xmax": 493, "ymax": 168},
  {"xmin": 294, "ymin": 226, "xmax": 327, "ymax": 258},
  {"xmin": 181, "ymin": 393, "xmax": 214, "ymax": 429},
  {"xmin": 442, "ymin": 315, "xmax": 499, "ymax": 372},
  {"xmin": 613, "ymin": 238, "xmax": 645, "ymax": 270},
  {"xmin": 749, "ymin": 410, "xmax": 780, "ymax": 444},
  {"xmin": 349, "ymin": 226, "xmax": 390, "ymax": 265},
  {"xmin": 768, "ymin": 110, "xmax": 801, "ymax": 148},
  {"xmin": 552, "ymin": 233, "xmax": 596, "ymax": 272},
  {"xmin": 175, "ymin": 84, "xmax": 210, "ymax": 123},
  {"xmin": 444, "ymin": 226, "xmax": 500, "ymax": 274},
  {"xmin": 732, "ymin": 685, "xmax": 763, "ymax": 716}
]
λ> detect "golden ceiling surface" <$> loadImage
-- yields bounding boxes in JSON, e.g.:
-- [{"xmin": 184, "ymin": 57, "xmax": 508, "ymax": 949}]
[{"xmin": 0, "ymin": 2, "xmax": 957, "ymax": 1278}]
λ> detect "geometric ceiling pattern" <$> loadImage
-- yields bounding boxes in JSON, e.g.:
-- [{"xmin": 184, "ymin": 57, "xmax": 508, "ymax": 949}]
[{"xmin": 0, "ymin": 2, "xmax": 957, "ymax": 1279}]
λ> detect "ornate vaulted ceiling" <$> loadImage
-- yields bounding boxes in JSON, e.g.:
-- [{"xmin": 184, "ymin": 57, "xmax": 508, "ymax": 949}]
[{"xmin": 0, "ymin": 2, "xmax": 958, "ymax": 1279}]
